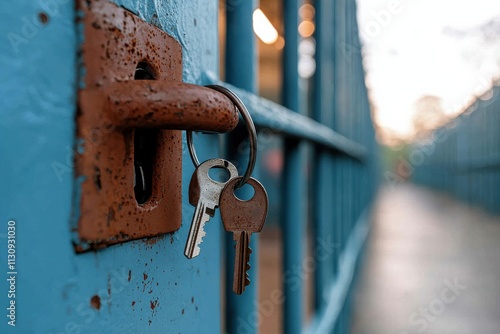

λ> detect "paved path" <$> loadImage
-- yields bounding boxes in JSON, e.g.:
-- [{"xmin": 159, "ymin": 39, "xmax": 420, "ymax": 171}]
[{"xmin": 351, "ymin": 184, "xmax": 500, "ymax": 334}]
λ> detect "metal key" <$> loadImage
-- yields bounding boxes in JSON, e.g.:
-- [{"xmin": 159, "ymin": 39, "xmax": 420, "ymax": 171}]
[
  {"xmin": 184, "ymin": 158, "xmax": 238, "ymax": 259},
  {"xmin": 219, "ymin": 176, "xmax": 268, "ymax": 294}
]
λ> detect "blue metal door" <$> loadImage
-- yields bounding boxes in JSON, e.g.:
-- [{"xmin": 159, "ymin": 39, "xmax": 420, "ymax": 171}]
[
  {"xmin": 1, "ymin": 0, "xmax": 377, "ymax": 333},
  {"xmin": 1, "ymin": 1, "xmax": 226, "ymax": 333}
]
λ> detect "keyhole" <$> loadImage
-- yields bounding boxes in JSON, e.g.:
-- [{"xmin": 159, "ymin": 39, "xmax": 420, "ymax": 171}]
[
  {"xmin": 134, "ymin": 61, "xmax": 157, "ymax": 205},
  {"xmin": 134, "ymin": 62, "xmax": 155, "ymax": 80}
]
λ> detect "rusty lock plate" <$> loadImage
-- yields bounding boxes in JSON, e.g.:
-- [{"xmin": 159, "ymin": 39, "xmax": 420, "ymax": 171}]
[{"xmin": 74, "ymin": 0, "xmax": 238, "ymax": 252}]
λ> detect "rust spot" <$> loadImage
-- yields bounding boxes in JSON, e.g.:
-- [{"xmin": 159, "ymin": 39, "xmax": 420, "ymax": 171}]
[
  {"xmin": 106, "ymin": 207, "xmax": 114, "ymax": 226},
  {"xmin": 143, "ymin": 235, "xmax": 164, "ymax": 245},
  {"xmin": 94, "ymin": 166, "xmax": 102, "ymax": 190},
  {"xmin": 74, "ymin": 244, "xmax": 85, "ymax": 253},
  {"xmin": 90, "ymin": 295, "xmax": 101, "ymax": 310},
  {"xmin": 38, "ymin": 12, "xmax": 49, "ymax": 24},
  {"xmin": 128, "ymin": 270, "xmax": 132, "ymax": 281},
  {"xmin": 150, "ymin": 300, "xmax": 158, "ymax": 310},
  {"xmin": 131, "ymin": 301, "xmax": 136, "ymax": 306},
  {"xmin": 143, "ymin": 273, "xmax": 148, "ymax": 280}
]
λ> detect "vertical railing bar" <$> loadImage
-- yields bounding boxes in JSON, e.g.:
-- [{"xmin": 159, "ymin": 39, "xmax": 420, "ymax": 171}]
[
  {"xmin": 335, "ymin": 0, "xmax": 343, "ymax": 279},
  {"xmin": 348, "ymin": 0, "xmax": 355, "ymax": 243},
  {"xmin": 338, "ymin": 0, "xmax": 346, "ymax": 266},
  {"xmin": 354, "ymin": 0, "xmax": 362, "ymax": 227},
  {"xmin": 311, "ymin": 23, "xmax": 327, "ymax": 311},
  {"xmin": 331, "ymin": 0, "xmax": 340, "ymax": 285},
  {"xmin": 282, "ymin": 0, "xmax": 300, "ymax": 110},
  {"xmin": 332, "ymin": 1, "xmax": 344, "ymax": 332},
  {"xmin": 224, "ymin": 1, "xmax": 259, "ymax": 333},
  {"xmin": 349, "ymin": 0, "xmax": 356, "ymax": 234},
  {"xmin": 341, "ymin": 0, "xmax": 350, "ymax": 331},
  {"xmin": 282, "ymin": 0, "xmax": 306, "ymax": 333},
  {"xmin": 312, "ymin": 0, "xmax": 336, "ymax": 313}
]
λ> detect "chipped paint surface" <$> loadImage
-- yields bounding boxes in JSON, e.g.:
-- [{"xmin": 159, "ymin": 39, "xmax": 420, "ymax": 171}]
[{"xmin": 0, "ymin": 0, "xmax": 222, "ymax": 332}]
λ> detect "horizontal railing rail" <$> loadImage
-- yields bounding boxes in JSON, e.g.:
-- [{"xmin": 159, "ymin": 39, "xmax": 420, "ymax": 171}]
[{"xmin": 204, "ymin": 73, "xmax": 367, "ymax": 161}]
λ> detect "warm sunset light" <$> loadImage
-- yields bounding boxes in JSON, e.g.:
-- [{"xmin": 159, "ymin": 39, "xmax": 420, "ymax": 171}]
[
  {"xmin": 274, "ymin": 36, "xmax": 285, "ymax": 50},
  {"xmin": 357, "ymin": 0, "xmax": 500, "ymax": 143},
  {"xmin": 299, "ymin": 3, "xmax": 315, "ymax": 21},
  {"xmin": 253, "ymin": 8, "xmax": 279, "ymax": 44},
  {"xmin": 298, "ymin": 20, "xmax": 315, "ymax": 38}
]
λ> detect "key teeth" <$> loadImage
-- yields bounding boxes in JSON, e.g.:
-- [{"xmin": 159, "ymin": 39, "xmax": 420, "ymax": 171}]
[
  {"xmin": 186, "ymin": 205, "xmax": 211, "ymax": 258},
  {"xmin": 244, "ymin": 247, "xmax": 252, "ymax": 287},
  {"xmin": 196, "ymin": 222, "xmax": 208, "ymax": 249},
  {"xmin": 245, "ymin": 267, "xmax": 250, "ymax": 287}
]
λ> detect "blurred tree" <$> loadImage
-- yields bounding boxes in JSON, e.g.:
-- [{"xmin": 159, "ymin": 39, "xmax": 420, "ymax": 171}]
[{"xmin": 412, "ymin": 95, "xmax": 448, "ymax": 138}]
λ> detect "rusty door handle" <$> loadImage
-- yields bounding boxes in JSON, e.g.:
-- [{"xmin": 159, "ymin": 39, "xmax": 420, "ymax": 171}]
[
  {"xmin": 75, "ymin": 80, "xmax": 239, "ymax": 251},
  {"xmin": 80, "ymin": 81, "xmax": 239, "ymax": 133}
]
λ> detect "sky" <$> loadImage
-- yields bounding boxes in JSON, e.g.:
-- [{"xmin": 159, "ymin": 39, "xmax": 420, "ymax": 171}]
[{"xmin": 356, "ymin": 0, "xmax": 500, "ymax": 142}]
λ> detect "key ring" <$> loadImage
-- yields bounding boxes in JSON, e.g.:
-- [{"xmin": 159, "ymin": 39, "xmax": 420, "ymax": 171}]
[{"xmin": 187, "ymin": 84, "xmax": 257, "ymax": 189}]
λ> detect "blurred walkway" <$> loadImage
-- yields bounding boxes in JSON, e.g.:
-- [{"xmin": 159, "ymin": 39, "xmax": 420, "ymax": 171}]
[{"xmin": 351, "ymin": 184, "xmax": 500, "ymax": 334}]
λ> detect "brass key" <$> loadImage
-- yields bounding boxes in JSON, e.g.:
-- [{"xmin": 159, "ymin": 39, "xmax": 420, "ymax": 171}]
[{"xmin": 219, "ymin": 177, "xmax": 268, "ymax": 294}]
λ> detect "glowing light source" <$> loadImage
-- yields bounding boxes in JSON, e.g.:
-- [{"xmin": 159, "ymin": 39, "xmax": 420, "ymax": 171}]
[
  {"xmin": 299, "ymin": 38, "xmax": 315, "ymax": 56},
  {"xmin": 299, "ymin": 4, "xmax": 315, "ymax": 21},
  {"xmin": 298, "ymin": 56, "xmax": 316, "ymax": 78},
  {"xmin": 253, "ymin": 9, "xmax": 279, "ymax": 44},
  {"xmin": 274, "ymin": 36, "xmax": 285, "ymax": 50},
  {"xmin": 298, "ymin": 20, "xmax": 315, "ymax": 38}
]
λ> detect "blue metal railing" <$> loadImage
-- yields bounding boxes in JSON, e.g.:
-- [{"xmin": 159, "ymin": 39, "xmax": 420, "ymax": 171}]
[
  {"xmin": 281, "ymin": 0, "xmax": 306, "ymax": 332},
  {"xmin": 413, "ymin": 84, "xmax": 500, "ymax": 215},
  {"xmin": 224, "ymin": 0, "xmax": 260, "ymax": 331},
  {"xmin": 221, "ymin": 0, "xmax": 378, "ymax": 333}
]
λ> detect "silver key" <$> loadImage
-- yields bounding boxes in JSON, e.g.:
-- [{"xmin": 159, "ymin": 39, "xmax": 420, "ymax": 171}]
[
  {"xmin": 184, "ymin": 158, "xmax": 238, "ymax": 259},
  {"xmin": 219, "ymin": 176, "xmax": 268, "ymax": 294}
]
